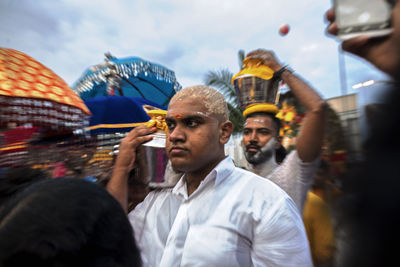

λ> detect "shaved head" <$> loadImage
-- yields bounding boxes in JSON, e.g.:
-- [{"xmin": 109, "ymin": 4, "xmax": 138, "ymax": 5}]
[{"xmin": 169, "ymin": 85, "xmax": 229, "ymax": 122}]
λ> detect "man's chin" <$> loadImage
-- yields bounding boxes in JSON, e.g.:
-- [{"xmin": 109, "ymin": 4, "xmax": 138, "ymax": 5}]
[
  {"xmin": 245, "ymin": 152, "xmax": 272, "ymax": 165},
  {"xmin": 169, "ymin": 158, "xmax": 190, "ymax": 172},
  {"xmin": 244, "ymin": 152, "xmax": 261, "ymax": 165},
  {"xmin": 246, "ymin": 158, "xmax": 263, "ymax": 165}
]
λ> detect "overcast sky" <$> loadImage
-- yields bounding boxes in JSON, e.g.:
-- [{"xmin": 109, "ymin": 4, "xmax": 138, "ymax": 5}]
[{"xmin": 0, "ymin": 0, "xmax": 391, "ymax": 100}]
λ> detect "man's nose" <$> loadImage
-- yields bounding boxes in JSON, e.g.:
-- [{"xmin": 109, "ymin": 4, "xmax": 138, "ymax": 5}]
[
  {"xmin": 249, "ymin": 131, "xmax": 258, "ymax": 142},
  {"xmin": 168, "ymin": 125, "xmax": 185, "ymax": 143}
]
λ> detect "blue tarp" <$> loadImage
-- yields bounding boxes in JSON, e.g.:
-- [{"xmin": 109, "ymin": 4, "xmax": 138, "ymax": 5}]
[{"xmin": 84, "ymin": 96, "xmax": 166, "ymax": 134}]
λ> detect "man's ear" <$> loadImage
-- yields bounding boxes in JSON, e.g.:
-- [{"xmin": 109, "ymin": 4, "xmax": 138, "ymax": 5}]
[{"xmin": 219, "ymin": 121, "xmax": 233, "ymax": 145}]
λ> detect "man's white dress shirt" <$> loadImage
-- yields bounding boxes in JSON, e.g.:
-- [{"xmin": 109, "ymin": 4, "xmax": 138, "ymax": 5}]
[
  {"xmin": 244, "ymin": 151, "xmax": 319, "ymax": 213},
  {"xmin": 129, "ymin": 156, "xmax": 312, "ymax": 267}
]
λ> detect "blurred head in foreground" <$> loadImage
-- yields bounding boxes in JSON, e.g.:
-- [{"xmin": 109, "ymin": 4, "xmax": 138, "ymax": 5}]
[{"xmin": 0, "ymin": 178, "xmax": 141, "ymax": 267}]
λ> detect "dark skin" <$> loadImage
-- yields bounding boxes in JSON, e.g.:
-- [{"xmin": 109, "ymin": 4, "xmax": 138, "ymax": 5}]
[
  {"xmin": 243, "ymin": 115, "xmax": 280, "ymax": 155},
  {"xmin": 107, "ymin": 97, "xmax": 233, "ymax": 211},
  {"xmin": 165, "ymin": 98, "xmax": 232, "ymax": 196},
  {"xmin": 107, "ymin": 126, "xmax": 156, "ymax": 213}
]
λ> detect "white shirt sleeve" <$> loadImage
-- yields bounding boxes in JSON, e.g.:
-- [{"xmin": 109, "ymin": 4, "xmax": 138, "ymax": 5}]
[
  {"xmin": 267, "ymin": 151, "xmax": 319, "ymax": 212},
  {"xmin": 251, "ymin": 196, "xmax": 313, "ymax": 267}
]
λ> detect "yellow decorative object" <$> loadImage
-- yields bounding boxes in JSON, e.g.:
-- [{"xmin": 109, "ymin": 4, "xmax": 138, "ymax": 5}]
[
  {"xmin": 243, "ymin": 103, "xmax": 279, "ymax": 118},
  {"xmin": 276, "ymin": 102, "xmax": 296, "ymax": 122},
  {"xmin": 26, "ymin": 60, "xmax": 40, "ymax": 68},
  {"xmin": 52, "ymin": 86, "xmax": 64, "ymax": 95},
  {"xmin": 0, "ymin": 47, "xmax": 90, "ymax": 115},
  {"xmin": 0, "ymin": 80, "xmax": 11, "ymax": 91},
  {"xmin": 231, "ymin": 57, "xmax": 275, "ymax": 84},
  {"xmin": 144, "ymin": 109, "xmax": 168, "ymax": 132},
  {"xmin": 46, "ymin": 93, "xmax": 58, "ymax": 101},
  {"xmin": 38, "ymin": 75, "xmax": 51, "ymax": 85},
  {"xmin": 14, "ymin": 89, "xmax": 27, "ymax": 97},
  {"xmin": 0, "ymin": 71, "xmax": 6, "ymax": 80},
  {"xmin": 0, "ymin": 142, "xmax": 27, "ymax": 151},
  {"xmin": 88, "ymin": 122, "xmax": 146, "ymax": 130},
  {"xmin": 18, "ymin": 80, "xmax": 31, "ymax": 90},
  {"xmin": 21, "ymin": 72, "xmax": 34, "ymax": 82},
  {"xmin": 276, "ymin": 101, "xmax": 299, "ymax": 137},
  {"xmin": 30, "ymin": 90, "xmax": 44, "ymax": 98},
  {"xmin": 25, "ymin": 66, "xmax": 37, "ymax": 74}
]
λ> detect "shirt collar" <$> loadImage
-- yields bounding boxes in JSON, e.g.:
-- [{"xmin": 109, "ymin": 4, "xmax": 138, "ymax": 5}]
[
  {"xmin": 214, "ymin": 156, "xmax": 235, "ymax": 185},
  {"xmin": 171, "ymin": 156, "xmax": 235, "ymax": 199}
]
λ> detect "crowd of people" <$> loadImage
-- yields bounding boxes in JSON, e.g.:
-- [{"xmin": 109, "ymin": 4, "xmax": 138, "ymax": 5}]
[{"xmin": 1, "ymin": 1, "xmax": 400, "ymax": 266}]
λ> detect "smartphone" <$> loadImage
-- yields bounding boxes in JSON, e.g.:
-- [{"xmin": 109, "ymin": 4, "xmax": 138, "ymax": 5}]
[{"xmin": 334, "ymin": 0, "xmax": 394, "ymax": 40}]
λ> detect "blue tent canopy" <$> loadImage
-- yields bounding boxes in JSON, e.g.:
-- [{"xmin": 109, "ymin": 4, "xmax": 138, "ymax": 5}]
[{"xmin": 73, "ymin": 55, "xmax": 181, "ymax": 107}]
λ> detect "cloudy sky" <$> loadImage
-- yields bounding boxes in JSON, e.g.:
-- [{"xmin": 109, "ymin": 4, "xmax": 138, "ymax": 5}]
[{"xmin": 0, "ymin": 0, "xmax": 391, "ymax": 100}]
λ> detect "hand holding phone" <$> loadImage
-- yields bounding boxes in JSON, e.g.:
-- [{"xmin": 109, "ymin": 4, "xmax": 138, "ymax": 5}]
[{"xmin": 334, "ymin": 0, "xmax": 394, "ymax": 40}]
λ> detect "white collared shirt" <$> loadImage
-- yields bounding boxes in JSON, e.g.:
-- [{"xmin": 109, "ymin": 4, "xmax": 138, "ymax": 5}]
[
  {"xmin": 244, "ymin": 151, "xmax": 319, "ymax": 213},
  {"xmin": 129, "ymin": 156, "xmax": 312, "ymax": 267}
]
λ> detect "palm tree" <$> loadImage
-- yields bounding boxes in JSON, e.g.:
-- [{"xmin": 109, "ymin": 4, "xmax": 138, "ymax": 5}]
[{"xmin": 204, "ymin": 50, "xmax": 245, "ymax": 135}]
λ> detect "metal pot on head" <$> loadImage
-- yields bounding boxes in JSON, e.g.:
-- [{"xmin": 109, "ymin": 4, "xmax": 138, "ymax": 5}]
[{"xmin": 232, "ymin": 58, "xmax": 281, "ymax": 114}]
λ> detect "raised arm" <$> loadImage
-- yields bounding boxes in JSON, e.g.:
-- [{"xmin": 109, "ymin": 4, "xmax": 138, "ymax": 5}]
[
  {"xmin": 247, "ymin": 49, "xmax": 327, "ymax": 162},
  {"xmin": 107, "ymin": 126, "xmax": 156, "ymax": 213}
]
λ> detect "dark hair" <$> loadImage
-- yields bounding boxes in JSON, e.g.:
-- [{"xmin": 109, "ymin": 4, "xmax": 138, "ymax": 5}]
[
  {"xmin": 312, "ymin": 159, "xmax": 331, "ymax": 190},
  {"xmin": 275, "ymin": 144, "xmax": 287, "ymax": 164},
  {"xmin": 0, "ymin": 167, "xmax": 48, "ymax": 207},
  {"xmin": 245, "ymin": 112, "xmax": 281, "ymax": 136},
  {"xmin": 0, "ymin": 178, "xmax": 141, "ymax": 267}
]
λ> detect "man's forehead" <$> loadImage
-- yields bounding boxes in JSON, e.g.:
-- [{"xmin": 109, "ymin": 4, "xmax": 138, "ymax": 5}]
[
  {"xmin": 244, "ymin": 116, "xmax": 275, "ymax": 128},
  {"xmin": 167, "ymin": 98, "xmax": 210, "ymax": 117},
  {"xmin": 166, "ymin": 110, "xmax": 210, "ymax": 120},
  {"xmin": 167, "ymin": 108, "xmax": 211, "ymax": 121}
]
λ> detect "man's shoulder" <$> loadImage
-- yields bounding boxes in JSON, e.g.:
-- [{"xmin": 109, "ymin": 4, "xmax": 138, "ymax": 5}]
[
  {"xmin": 129, "ymin": 188, "xmax": 175, "ymax": 214},
  {"xmin": 231, "ymin": 165, "xmax": 291, "ymax": 197}
]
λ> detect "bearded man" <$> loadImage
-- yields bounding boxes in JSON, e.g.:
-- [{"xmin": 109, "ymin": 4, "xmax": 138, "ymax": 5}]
[{"xmin": 241, "ymin": 49, "xmax": 327, "ymax": 212}]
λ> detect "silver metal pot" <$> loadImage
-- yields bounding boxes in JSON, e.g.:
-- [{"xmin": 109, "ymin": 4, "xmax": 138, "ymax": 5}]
[
  {"xmin": 233, "ymin": 75, "xmax": 281, "ymax": 111},
  {"xmin": 134, "ymin": 131, "xmax": 180, "ymax": 189},
  {"xmin": 139, "ymin": 132, "xmax": 169, "ymax": 187}
]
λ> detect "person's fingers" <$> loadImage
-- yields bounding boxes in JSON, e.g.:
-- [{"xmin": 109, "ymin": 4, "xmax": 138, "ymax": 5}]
[
  {"xmin": 327, "ymin": 22, "xmax": 339, "ymax": 36},
  {"xmin": 325, "ymin": 8, "xmax": 335, "ymax": 23},
  {"xmin": 247, "ymin": 51, "xmax": 275, "ymax": 62},
  {"xmin": 126, "ymin": 126, "xmax": 156, "ymax": 140},
  {"xmin": 120, "ymin": 133, "xmax": 153, "ymax": 152},
  {"xmin": 246, "ymin": 49, "xmax": 269, "ymax": 58},
  {"xmin": 130, "ymin": 135, "xmax": 154, "ymax": 149},
  {"xmin": 341, "ymin": 35, "xmax": 370, "ymax": 55}
]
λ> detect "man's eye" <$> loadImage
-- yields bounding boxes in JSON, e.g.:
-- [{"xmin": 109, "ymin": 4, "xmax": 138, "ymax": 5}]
[
  {"xmin": 186, "ymin": 120, "xmax": 199, "ymax": 128},
  {"xmin": 166, "ymin": 121, "xmax": 175, "ymax": 130},
  {"xmin": 243, "ymin": 129, "xmax": 251, "ymax": 135},
  {"xmin": 258, "ymin": 130, "xmax": 271, "ymax": 135}
]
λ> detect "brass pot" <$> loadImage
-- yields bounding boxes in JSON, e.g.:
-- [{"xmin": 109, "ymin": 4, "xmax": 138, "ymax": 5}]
[
  {"xmin": 232, "ymin": 58, "xmax": 281, "ymax": 111},
  {"xmin": 233, "ymin": 75, "xmax": 280, "ymax": 111}
]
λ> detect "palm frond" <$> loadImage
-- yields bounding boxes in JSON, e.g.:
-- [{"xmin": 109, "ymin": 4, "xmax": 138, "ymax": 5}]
[
  {"xmin": 227, "ymin": 102, "xmax": 244, "ymax": 135},
  {"xmin": 203, "ymin": 69, "xmax": 238, "ymax": 107}
]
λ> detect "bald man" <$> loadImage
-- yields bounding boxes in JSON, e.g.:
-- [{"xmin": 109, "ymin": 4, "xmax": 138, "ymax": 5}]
[{"xmin": 107, "ymin": 85, "xmax": 312, "ymax": 267}]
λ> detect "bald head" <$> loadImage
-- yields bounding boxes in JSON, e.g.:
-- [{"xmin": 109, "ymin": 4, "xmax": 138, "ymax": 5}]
[{"xmin": 169, "ymin": 85, "xmax": 229, "ymax": 122}]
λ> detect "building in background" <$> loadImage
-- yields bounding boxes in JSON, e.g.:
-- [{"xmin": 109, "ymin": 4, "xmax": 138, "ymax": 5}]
[{"xmin": 326, "ymin": 93, "xmax": 361, "ymax": 162}]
